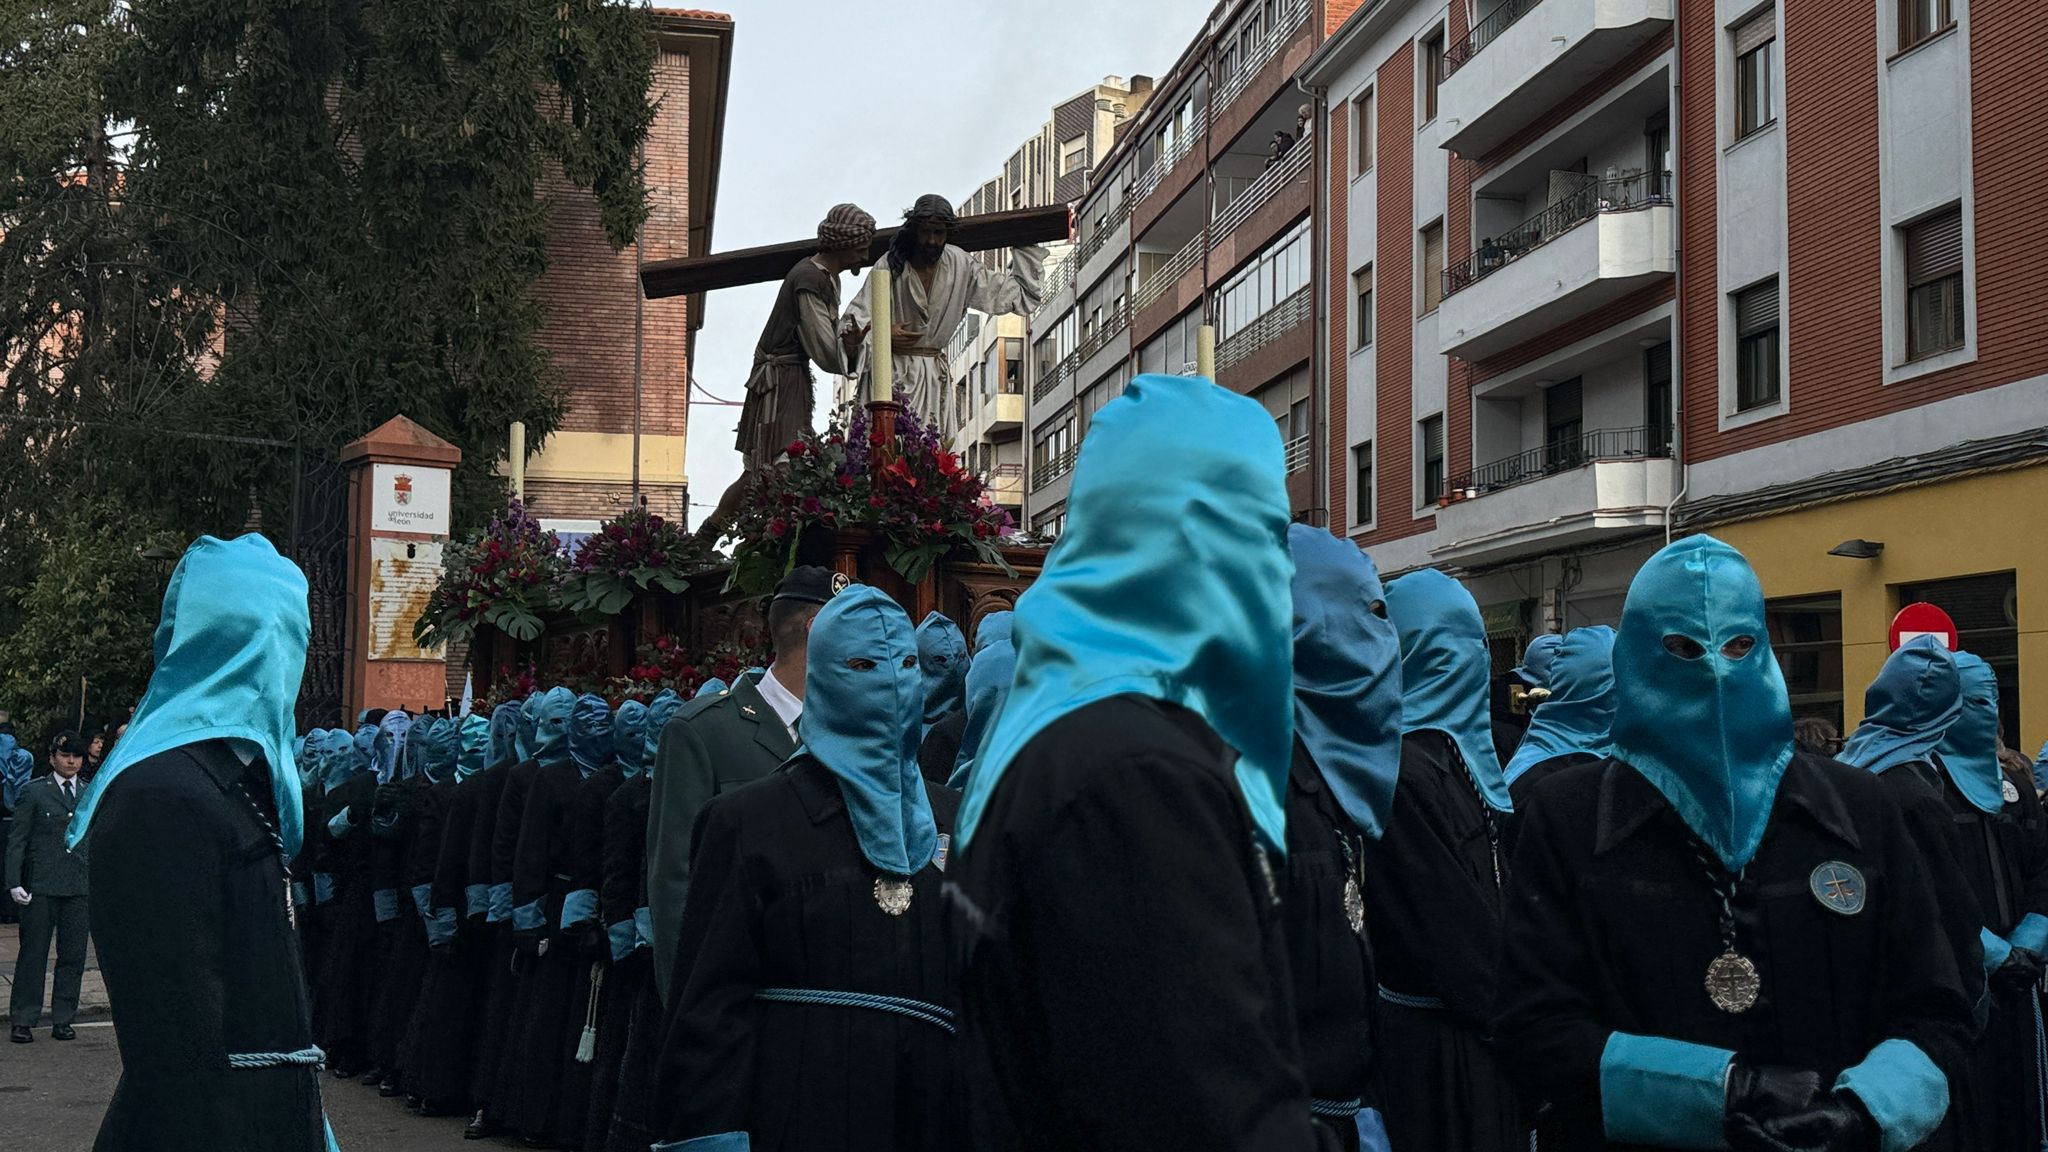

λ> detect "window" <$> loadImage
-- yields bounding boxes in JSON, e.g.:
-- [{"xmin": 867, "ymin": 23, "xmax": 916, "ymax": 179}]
[
  {"xmin": 1767, "ymin": 596, "xmax": 1844, "ymax": 733},
  {"xmin": 1420, "ymin": 415, "xmax": 1445, "ymax": 506},
  {"xmin": 1733, "ymin": 7, "xmax": 1776, "ymax": 140},
  {"xmin": 1420, "ymin": 29, "xmax": 1445, "ymax": 123},
  {"xmin": 1001, "ymin": 338, "xmax": 1022, "ymax": 393},
  {"xmin": 1354, "ymin": 265, "xmax": 1375, "ymax": 349},
  {"xmin": 1060, "ymin": 135, "xmax": 1088, "ymax": 176},
  {"xmin": 1353, "ymin": 442, "xmax": 1374, "ymax": 525},
  {"xmin": 1352, "ymin": 88, "xmax": 1374, "ymax": 175},
  {"xmin": 1420, "ymin": 222, "xmax": 1445, "ymax": 315},
  {"xmin": 1899, "ymin": 0, "xmax": 1953, "ymax": 51},
  {"xmin": 1033, "ymin": 507, "xmax": 1067, "ymax": 538},
  {"xmin": 1734, "ymin": 278, "xmax": 1781, "ymax": 411},
  {"xmin": 1645, "ymin": 340, "xmax": 1673, "ymax": 456},
  {"xmin": 1544, "ymin": 378, "xmax": 1584, "ymax": 471},
  {"xmin": 1901, "ymin": 572, "xmax": 2021, "ymax": 748},
  {"xmin": 1031, "ymin": 414, "xmax": 1077, "ymax": 490},
  {"xmin": 1904, "ymin": 206, "xmax": 1964, "ymax": 360},
  {"xmin": 1217, "ymin": 219, "xmax": 1311, "ymax": 340}
]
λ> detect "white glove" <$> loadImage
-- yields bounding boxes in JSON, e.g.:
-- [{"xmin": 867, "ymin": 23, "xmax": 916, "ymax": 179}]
[{"xmin": 8, "ymin": 887, "xmax": 29, "ymax": 906}]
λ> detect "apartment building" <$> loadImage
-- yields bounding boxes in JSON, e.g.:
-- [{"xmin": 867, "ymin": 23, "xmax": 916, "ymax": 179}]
[
  {"xmin": 1304, "ymin": 0, "xmax": 2047, "ymax": 746},
  {"xmin": 1024, "ymin": 0, "xmax": 1367, "ymax": 534}
]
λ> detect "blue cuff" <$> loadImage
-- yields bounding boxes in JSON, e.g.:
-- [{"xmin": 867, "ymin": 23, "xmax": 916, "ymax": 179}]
[
  {"xmin": 1835, "ymin": 1038, "xmax": 1949, "ymax": 1152},
  {"xmin": 487, "ymin": 882, "xmax": 513, "ymax": 923},
  {"xmin": 560, "ymin": 888, "xmax": 599, "ymax": 931},
  {"xmin": 465, "ymin": 883, "xmax": 489, "ymax": 919},
  {"xmin": 291, "ymin": 882, "xmax": 310, "ymax": 908},
  {"xmin": 607, "ymin": 920, "xmax": 638, "ymax": 962},
  {"xmin": 327, "ymin": 807, "xmax": 354, "ymax": 838},
  {"xmin": 2010, "ymin": 912, "xmax": 2048, "ymax": 956},
  {"xmin": 313, "ymin": 873, "xmax": 335, "ymax": 906},
  {"xmin": 1983, "ymin": 926, "xmax": 2013, "ymax": 975},
  {"xmin": 651, "ymin": 1134, "xmax": 751, "ymax": 1152},
  {"xmin": 410, "ymin": 883, "xmax": 433, "ymax": 922},
  {"xmin": 372, "ymin": 888, "xmax": 400, "ymax": 923},
  {"xmin": 633, "ymin": 906, "xmax": 654, "ymax": 951},
  {"xmin": 512, "ymin": 898, "xmax": 546, "ymax": 932},
  {"xmin": 426, "ymin": 907, "xmax": 459, "ymax": 948},
  {"xmin": 1354, "ymin": 1107, "xmax": 1390, "ymax": 1152},
  {"xmin": 1599, "ymin": 1032, "xmax": 1733, "ymax": 1150}
]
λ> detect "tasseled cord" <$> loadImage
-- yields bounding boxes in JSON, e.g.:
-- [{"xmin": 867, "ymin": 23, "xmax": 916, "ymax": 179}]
[{"xmin": 575, "ymin": 963, "xmax": 605, "ymax": 1063}]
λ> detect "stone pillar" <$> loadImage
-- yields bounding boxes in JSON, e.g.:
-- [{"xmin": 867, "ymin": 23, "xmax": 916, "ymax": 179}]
[{"xmin": 341, "ymin": 416, "xmax": 462, "ymax": 718}]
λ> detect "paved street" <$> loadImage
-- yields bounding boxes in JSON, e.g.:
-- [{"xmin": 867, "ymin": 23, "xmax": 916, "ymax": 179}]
[{"xmin": 0, "ymin": 1020, "xmax": 480, "ymax": 1151}]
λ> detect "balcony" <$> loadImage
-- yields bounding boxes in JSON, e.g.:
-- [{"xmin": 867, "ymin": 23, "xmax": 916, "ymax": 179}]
[
  {"xmin": 1218, "ymin": 286, "xmax": 1312, "ymax": 371},
  {"xmin": 1438, "ymin": 172, "xmax": 1673, "ymax": 360},
  {"xmin": 1133, "ymin": 108, "xmax": 1207, "ymax": 206},
  {"xmin": 1431, "ymin": 426, "xmax": 1678, "ymax": 565},
  {"xmin": 1031, "ymin": 445, "xmax": 1077, "ymax": 492},
  {"xmin": 984, "ymin": 462, "xmax": 1024, "ymax": 507},
  {"xmin": 1284, "ymin": 434, "xmax": 1312, "ymax": 474},
  {"xmin": 1033, "ymin": 351, "xmax": 1079, "ymax": 404},
  {"xmin": 1212, "ymin": 132, "xmax": 1310, "ymax": 248},
  {"xmin": 1133, "ymin": 232, "xmax": 1204, "ymax": 313},
  {"xmin": 1215, "ymin": 0, "xmax": 1312, "ymax": 117},
  {"xmin": 984, "ymin": 392, "xmax": 1024, "ymax": 435},
  {"xmin": 1439, "ymin": 0, "xmax": 1673, "ymax": 159}
]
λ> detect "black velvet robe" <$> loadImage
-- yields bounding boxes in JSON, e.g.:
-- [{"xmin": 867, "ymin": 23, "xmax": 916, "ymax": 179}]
[
  {"xmin": 313, "ymin": 770, "xmax": 378, "ymax": 1074},
  {"xmin": 480, "ymin": 758, "xmax": 536, "ymax": 1118},
  {"xmin": 653, "ymin": 759, "xmax": 961, "ymax": 1152},
  {"xmin": 604, "ymin": 773, "xmax": 664, "ymax": 1152},
  {"xmin": 951, "ymin": 695, "xmax": 1342, "ymax": 1152},
  {"xmin": 501, "ymin": 758, "xmax": 600, "ymax": 1143},
  {"xmin": 584, "ymin": 770, "xmax": 647, "ymax": 1152},
  {"xmin": 368, "ymin": 775, "xmax": 432, "ymax": 1077},
  {"xmin": 403, "ymin": 770, "xmax": 487, "ymax": 1108}
]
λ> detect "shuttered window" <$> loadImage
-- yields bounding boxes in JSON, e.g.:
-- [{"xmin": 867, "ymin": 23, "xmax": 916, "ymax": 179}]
[
  {"xmin": 1905, "ymin": 206, "xmax": 1965, "ymax": 359},
  {"xmin": 1420, "ymin": 223, "xmax": 1445, "ymax": 315},
  {"xmin": 1733, "ymin": 7, "xmax": 1776, "ymax": 139},
  {"xmin": 1420, "ymin": 415, "xmax": 1445, "ymax": 505},
  {"xmin": 1354, "ymin": 442, "xmax": 1375, "ymax": 526},
  {"xmin": 1734, "ymin": 279, "xmax": 1781, "ymax": 411}
]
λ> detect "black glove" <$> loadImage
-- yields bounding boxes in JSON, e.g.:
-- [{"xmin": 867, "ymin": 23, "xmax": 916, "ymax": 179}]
[
  {"xmin": 1727, "ymin": 1064, "xmax": 1874, "ymax": 1152},
  {"xmin": 1994, "ymin": 945, "xmax": 2045, "ymax": 993},
  {"xmin": 566, "ymin": 922, "xmax": 604, "ymax": 959}
]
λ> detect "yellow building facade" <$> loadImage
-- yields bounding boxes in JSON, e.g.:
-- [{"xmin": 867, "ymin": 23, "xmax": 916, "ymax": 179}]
[{"xmin": 1708, "ymin": 463, "xmax": 2048, "ymax": 757}]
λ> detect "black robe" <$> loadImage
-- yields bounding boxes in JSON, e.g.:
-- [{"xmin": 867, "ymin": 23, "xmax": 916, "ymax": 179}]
[
  {"xmin": 403, "ymin": 771, "xmax": 486, "ymax": 1108},
  {"xmin": 386, "ymin": 775, "xmax": 447, "ymax": 1086},
  {"xmin": 1494, "ymin": 754, "xmax": 1975, "ymax": 1151},
  {"xmin": 583, "ymin": 769, "xmax": 645, "ymax": 1152},
  {"xmin": 314, "ymin": 770, "xmax": 378, "ymax": 1074},
  {"xmin": 368, "ymin": 775, "xmax": 432, "ymax": 1077},
  {"xmin": 653, "ymin": 758, "xmax": 961, "ymax": 1152},
  {"xmin": 480, "ymin": 758, "xmax": 537, "ymax": 1118},
  {"xmin": 951, "ymin": 695, "xmax": 1342, "ymax": 1152},
  {"xmin": 917, "ymin": 708, "xmax": 968, "ymax": 786},
  {"xmin": 604, "ymin": 774, "xmax": 664, "ymax": 1152},
  {"xmin": 89, "ymin": 741, "xmax": 327, "ymax": 1152},
  {"xmin": 1357, "ymin": 729, "xmax": 1519, "ymax": 1152},
  {"xmin": 292, "ymin": 783, "xmax": 325, "ymax": 994},
  {"xmin": 1283, "ymin": 744, "xmax": 1377, "ymax": 1152},
  {"xmin": 501, "ymin": 758, "xmax": 600, "ymax": 1143}
]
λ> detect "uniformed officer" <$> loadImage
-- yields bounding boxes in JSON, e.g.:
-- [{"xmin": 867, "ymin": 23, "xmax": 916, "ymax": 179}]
[
  {"xmin": 644, "ymin": 565, "xmax": 832, "ymax": 1003},
  {"xmin": 6, "ymin": 730, "xmax": 91, "ymax": 1043},
  {"xmin": 1495, "ymin": 536, "xmax": 1973, "ymax": 1152}
]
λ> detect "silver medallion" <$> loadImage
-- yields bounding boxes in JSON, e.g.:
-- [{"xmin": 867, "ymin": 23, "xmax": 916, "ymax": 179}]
[
  {"xmin": 874, "ymin": 876, "xmax": 914, "ymax": 916},
  {"xmin": 2005, "ymin": 778, "xmax": 2022, "ymax": 804},
  {"xmin": 1343, "ymin": 876, "xmax": 1366, "ymax": 936},
  {"xmin": 1705, "ymin": 948, "xmax": 1761, "ymax": 1013}
]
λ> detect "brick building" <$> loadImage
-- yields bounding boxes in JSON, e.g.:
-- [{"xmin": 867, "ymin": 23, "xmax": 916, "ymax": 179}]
[
  {"xmin": 1298, "ymin": 0, "xmax": 2047, "ymax": 747},
  {"xmin": 520, "ymin": 7, "xmax": 733, "ymax": 536}
]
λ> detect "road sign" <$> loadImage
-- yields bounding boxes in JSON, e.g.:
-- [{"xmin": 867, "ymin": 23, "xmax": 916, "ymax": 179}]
[{"xmin": 1889, "ymin": 603, "xmax": 1960, "ymax": 652}]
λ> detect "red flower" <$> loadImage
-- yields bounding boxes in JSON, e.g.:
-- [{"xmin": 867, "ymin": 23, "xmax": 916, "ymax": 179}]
[
  {"xmin": 801, "ymin": 496, "xmax": 822, "ymax": 516},
  {"xmin": 936, "ymin": 452, "xmax": 961, "ymax": 478},
  {"xmin": 974, "ymin": 521, "xmax": 993, "ymax": 539},
  {"xmin": 837, "ymin": 474, "xmax": 855, "ymax": 489},
  {"xmin": 654, "ymin": 636, "xmax": 673, "ymax": 651},
  {"xmin": 768, "ymin": 518, "xmax": 789, "ymax": 538},
  {"xmin": 788, "ymin": 440, "xmax": 809, "ymax": 458}
]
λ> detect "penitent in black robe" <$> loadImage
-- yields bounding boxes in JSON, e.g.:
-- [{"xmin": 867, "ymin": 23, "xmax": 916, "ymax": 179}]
[
  {"xmin": 387, "ymin": 775, "xmax": 449, "ymax": 1088},
  {"xmin": 1356, "ymin": 729, "xmax": 1520, "ymax": 1152},
  {"xmin": 314, "ymin": 770, "xmax": 379, "ymax": 1076},
  {"xmin": 402, "ymin": 770, "xmax": 485, "ymax": 1109},
  {"xmin": 603, "ymin": 773, "xmax": 663, "ymax": 1152},
  {"xmin": 479, "ymin": 758, "xmax": 536, "ymax": 1118},
  {"xmin": 951, "ymin": 695, "xmax": 1343, "ymax": 1152},
  {"xmin": 583, "ymin": 769, "xmax": 645, "ymax": 1152},
  {"xmin": 653, "ymin": 759, "xmax": 961, "ymax": 1152},
  {"xmin": 368, "ymin": 774, "xmax": 433, "ymax": 1080}
]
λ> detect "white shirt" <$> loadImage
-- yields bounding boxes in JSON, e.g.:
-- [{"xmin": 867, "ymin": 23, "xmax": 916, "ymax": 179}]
[
  {"xmin": 57, "ymin": 776, "xmax": 77, "ymax": 801},
  {"xmin": 756, "ymin": 664, "xmax": 805, "ymax": 743}
]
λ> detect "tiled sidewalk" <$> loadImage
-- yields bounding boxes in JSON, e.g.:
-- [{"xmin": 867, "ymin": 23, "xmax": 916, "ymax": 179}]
[{"xmin": 0, "ymin": 915, "xmax": 110, "ymax": 1023}]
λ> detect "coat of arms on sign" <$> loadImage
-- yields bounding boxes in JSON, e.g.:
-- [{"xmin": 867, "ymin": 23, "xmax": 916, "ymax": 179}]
[{"xmin": 393, "ymin": 473, "xmax": 413, "ymax": 506}]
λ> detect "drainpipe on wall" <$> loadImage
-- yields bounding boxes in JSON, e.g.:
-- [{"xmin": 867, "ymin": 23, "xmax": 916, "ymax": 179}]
[
  {"xmin": 1300, "ymin": 72, "xmax": 1329, "ymax": 528},
  {"xmin": 1663, "ymin": 12, "xmax": 1687, "ymax": 543}
]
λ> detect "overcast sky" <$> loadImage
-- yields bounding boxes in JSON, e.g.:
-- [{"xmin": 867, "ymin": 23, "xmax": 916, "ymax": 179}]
[{"xmin": 680, "ymin": 0, "xmax": 1190, "ymax": 521}]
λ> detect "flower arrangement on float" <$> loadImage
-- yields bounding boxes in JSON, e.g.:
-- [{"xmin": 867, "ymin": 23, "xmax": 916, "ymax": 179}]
[{"xmin": 414, "ymin": 499, "xmax": 567, "ymax": 647}]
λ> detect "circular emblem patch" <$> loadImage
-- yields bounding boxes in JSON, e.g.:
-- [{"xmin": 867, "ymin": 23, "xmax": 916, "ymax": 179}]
[
  {"xmin": 829, "ymin": 572, "xmax": 851, "ymax": 596},
  {"xmin": 2004, "ymin": 778, "xmax": 2022, "ymax": 804},
  {"xmin": 1809, "ymin": 861, "xmax": 1867, "ymax": 916},
  {"xmin": 874, "ymin": 876, "xmax": 913, "ymax": 916}
]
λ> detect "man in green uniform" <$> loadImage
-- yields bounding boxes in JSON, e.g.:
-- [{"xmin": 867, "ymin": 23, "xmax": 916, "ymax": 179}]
[{"xmin": 644, "ymin": 565, "xmax": 834, "ymax": 1001}]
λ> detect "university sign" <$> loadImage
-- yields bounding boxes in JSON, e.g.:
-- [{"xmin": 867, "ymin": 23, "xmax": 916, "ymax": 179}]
[{"xmin": 371, "ymin": 463, "xmax": 451, "ymax": 535}]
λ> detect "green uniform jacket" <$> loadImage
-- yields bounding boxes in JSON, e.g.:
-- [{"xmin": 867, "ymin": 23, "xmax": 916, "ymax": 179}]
[
  {"xmin": 645, "ymin": 670, "xmax": 796, "ymax": 1002},
  {"xmin": 6, "ymin": 774, "xmax": 89, "ymax": 896}
]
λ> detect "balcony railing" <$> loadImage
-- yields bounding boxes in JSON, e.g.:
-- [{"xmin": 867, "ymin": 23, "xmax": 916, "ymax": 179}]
[
  {"xmin": 1133, "ymin": 232, "xmax": 1204, "ymax": 312},
  {"xmin": 1444, "ymin": 0, "xmax": 1544, "ymax": 78},
  {"xmin": 1216, "ymin": 286, "xmax": 1312, "ymax": 371},
  {"xmin": 1283, "ymin": 434, "xmax": 1312, "ymax": 474},
  {"xmin": 1076, "ymin": 188, "xmax": 1136, "ymax": 270},
  {"xmin": 1212, "ymin": 130, "xmax": 1310, "ymax": 245},
  {"xmin": 1444, "ymin": 424, "xmax": 1672, "ymax": 497},
  {"xmin": 1133, "ymin": 108, "xmax": 1207, "ymax": 204},
  {"xmin": 1442, "ymin": 170, "xmax": 1672, "ymax": 298},
  {"xmin": 1032, "ymin": 350, "xmax": 1081, "ymax": 403},
  {"xmin": 1036, "ymin": 250, "xmax": 1078, "ymax": 317},
  {"xmin": 1077, "ymin": 300, "xmax": 1131, "ymax": 363},
  {"xmin": 1031, "ymin": 445, "xmax": 1078, "ymax": 491},
  {"xmin": 1214, "ymin": 0, "xmax": 1312, "ymax": 114}
]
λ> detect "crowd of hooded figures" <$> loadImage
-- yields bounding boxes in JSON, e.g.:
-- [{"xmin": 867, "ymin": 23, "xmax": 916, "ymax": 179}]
[{"xmin": 63, "ymin": 371, "xmax": 2048, "ymax": 1152}]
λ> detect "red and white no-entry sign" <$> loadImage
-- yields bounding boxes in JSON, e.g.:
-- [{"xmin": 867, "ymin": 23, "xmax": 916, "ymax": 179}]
[{"xmin": 1889, "ymin": 603, "xmax": 1960, "ymax": 652}]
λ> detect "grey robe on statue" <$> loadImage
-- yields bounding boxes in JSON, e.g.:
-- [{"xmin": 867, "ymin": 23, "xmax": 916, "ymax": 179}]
[{"xmin": 841, "ymin": 244, "xmax": 1045, "ymax": 419}]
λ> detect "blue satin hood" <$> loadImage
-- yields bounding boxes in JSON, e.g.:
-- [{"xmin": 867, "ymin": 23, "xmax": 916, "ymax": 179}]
[
  {"xmin": 1609, "ymin": 535, "xmax": 1794, "ymax": 871},
  {"xmin": 0, "ymin": 734, "xmax": 32, "ymax": 810},
  {"xmin": 1504, "ymin": 626, "xmax": 1617, "ymax": 786},
  {"xmin": 798, "ymin": 585, "xmax": 937, "ymax": 875},
  {"xmin": 613, "ymin": 700, "xmax": 649, "ymax": 778},
  {"xmin": 973, "ymin": 610, "xmax": 1014, "ymax": 654},
  {"xmin": 1935, "ymin": 651, "xmax": 2005, "ymax": 814},
  {"xmin": 456, "ymin": 713, "xmax": 492, "ymax": 782},
  {"xmin": 351, "ymin": 725, "xmax": 379, "ymax": 780},
  {"xmin": 71, "ymin": 534, "xmax": 312, "ymax": 854},
  {"xmin": 1513, "ymin": 633, "xmax": 1565, "ymax": 687},
  {"xmin": 317, "ymin": 728, "xmax": 359, "ymax": 792},
  {"xmin": 568, "ymin": 694, "xmax": 613, "ymax": 776},
  {"xmin": 1385, "ymin": 568, "xmax": 1509, "ymax": 813},
  {"xmin": 423, "ymin": 717, "xmax": 460, "ymax": 783},
  {"xmin": 958, "ymin": 373, "xmax": 1295, "ymax": 853},
  {"xmin": 516, "ymin": 692, "xmax": 544, "ymax": 762},
  {"xmin": 949, "ymin": 627, "xmax": 1018, "ymax": 790},
  {"xmin": 488, "ymin": 702, "xmax": 521, "ymax": 768},
  {"xmin": 916, "ymin": 612, "xmax": 971, "ymax": 730},
  {"xmin": 376, "ymin": 711, "xmax": 412, "ymax": 783},
  {"xmin": 644, "ymin": 690, "xmax": 683, "ymax": 776},
  {"xmin": 532, "ymin": 688, "xmax": 576, "ymax": 767},
  {"xmin": 1287, "ymin": 525, "xmax": 1403, "ymax": 838},
  {"xmin": 1839, "ymin": 637, "xmax": 1963, "ymax": 779}
]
